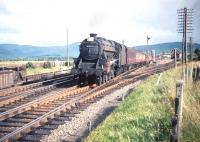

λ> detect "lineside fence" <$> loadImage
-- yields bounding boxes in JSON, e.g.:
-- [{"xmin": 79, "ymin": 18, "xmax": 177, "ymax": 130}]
[
  {"xmin": 171, "ymin": 80, "xmax": 184, "ymax": 142},
  {"xmin": 192, "ymin": 66, "xmax": 200, "ymax": 82},
  {"xmin": 170, "ymin": 63, "xmax": 200, "ymax": 142}
]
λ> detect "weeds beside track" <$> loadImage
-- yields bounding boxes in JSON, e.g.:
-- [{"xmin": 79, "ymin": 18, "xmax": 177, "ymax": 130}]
[{"xmin": 86, "ymin": 62, "xmax": 200, "ymax": 142}]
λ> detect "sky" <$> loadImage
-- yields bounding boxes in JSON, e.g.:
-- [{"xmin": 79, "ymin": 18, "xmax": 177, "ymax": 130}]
[{"xmin": 0, "ymin": 0, "xmax": 199, "ymax": 47}]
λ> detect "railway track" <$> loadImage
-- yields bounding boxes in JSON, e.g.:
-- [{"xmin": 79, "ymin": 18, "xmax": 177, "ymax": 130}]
[
  {"xmin": 0, "ymin": 74, "xmax": 78, "ymax": 111},
  {"xmin": 0, "ymin": 62, "xmax": 174, "ymax": 142},
  {"xmin": 0, "ymin": 73, "xmax": 77, "ymax": 98},
  {"xmin": 0, "ymin": 69, "xmax": 72, "ymax": 97}
]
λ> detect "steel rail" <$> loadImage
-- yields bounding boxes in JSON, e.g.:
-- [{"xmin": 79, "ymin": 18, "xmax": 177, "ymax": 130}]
[
  {"xmin": 0, "ymin": 62, "xmax": 174, "ymax": 142},
  {"xmin": 0, "ymin": 86, "xmax": 89, "ymax": 121},
  {"xmin": 0, "ymin": 73, "xmax": 77, "ymax": 97},
  {"xmin": 0, "ymin": 75, "xmax": 78, "ymax": 107}
]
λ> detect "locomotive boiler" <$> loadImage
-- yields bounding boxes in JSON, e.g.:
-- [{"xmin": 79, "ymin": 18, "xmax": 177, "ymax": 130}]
[{"xmin": 75, "ymin": 33, "xmax": 151, "ymax": 86}]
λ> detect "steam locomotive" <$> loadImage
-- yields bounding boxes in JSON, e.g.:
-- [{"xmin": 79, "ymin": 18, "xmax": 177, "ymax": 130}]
[{"xmin": 75, "ymin": 33, "xmax": 152, "ymax": 86}]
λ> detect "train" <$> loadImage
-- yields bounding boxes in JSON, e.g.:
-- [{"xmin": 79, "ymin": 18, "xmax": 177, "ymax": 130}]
[{"xmin": 75, "ymin": 33, "xmax": 152, "ymax": 86}]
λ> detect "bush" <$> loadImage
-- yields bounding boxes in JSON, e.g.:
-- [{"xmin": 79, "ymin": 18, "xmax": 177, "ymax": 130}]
[
  {"xmin": 26, "ymin": 62, "xmax": 35, "ymax": 68},
  {"xmin": 43, "ymin": 62, "xmax": 51, "ymax": 68},
  {"xmin": 193, "ymin": 48, "xmax": 200, "ymax": 60}
]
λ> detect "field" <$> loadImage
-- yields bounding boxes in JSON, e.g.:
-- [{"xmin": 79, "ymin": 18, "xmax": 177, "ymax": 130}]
[
  {"xmin": 0, "ymin": 61, "xmax": 49, "ymax": 66},
  {"xmin": 86, "ymin": 62, "xmax": 200, "ymax": 142},
  {"xmin": 26, "ymin": 66, "xmax": 69, "ymax": 76},
  {"xmin": 0, "ymin": 61, "xmax": 71, "ymax": 75}
]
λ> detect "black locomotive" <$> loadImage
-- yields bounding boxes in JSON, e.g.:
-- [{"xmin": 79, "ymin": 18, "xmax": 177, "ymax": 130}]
[{"xmin": 75, "ymin": 33, "xmax": 151, "ymax": 86}]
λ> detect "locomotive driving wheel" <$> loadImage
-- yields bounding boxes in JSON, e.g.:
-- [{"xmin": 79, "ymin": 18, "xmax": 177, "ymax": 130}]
[
  {"xmin": 105, "ymin": 75, "xmax": 108, "ymax": 82},
  {"xmin": 107, "ymin": 74, "xmax": 111, "ymax": 81},
  {"xmin": 78, "ymin": 75, "xmax": 87, "ymax": 86},
  {"xmin": 102, "ymin": 75, "xmax": 105, "ymax": 84},
  {"xmin": 102, "ymin": 74, "xmax": 107, "ymax": 83},
  {"xmin": 96, "ymin": 76, "xmax": 102, "ymax": 86}
]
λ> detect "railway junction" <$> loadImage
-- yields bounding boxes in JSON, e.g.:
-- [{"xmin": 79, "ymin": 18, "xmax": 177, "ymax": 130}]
[{"xmin": 0, "ymin": 60, "xmax": 174, "ymax": 142}]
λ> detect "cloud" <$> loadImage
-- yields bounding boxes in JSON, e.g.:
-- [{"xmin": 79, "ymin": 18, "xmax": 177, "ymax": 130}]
[
  {"xmin": 0, "ymin": 0, "xmax": 199, "ymax": 46},
  {"xmin": 0, "ymin": 0, "xmax": 11, "ymax": 15},
  {"xmin": 0, "ymin": 24, "xmax": 19, "ymax": 33},
  {"xmin": 89, "ymin": 12, "xmax": 109, "ymax": 28}
]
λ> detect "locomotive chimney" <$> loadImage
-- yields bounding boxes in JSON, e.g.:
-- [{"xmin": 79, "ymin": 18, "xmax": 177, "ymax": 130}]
[{"xmin": 90, "ymin": 33, "xmax": 97, "ymax": 38}]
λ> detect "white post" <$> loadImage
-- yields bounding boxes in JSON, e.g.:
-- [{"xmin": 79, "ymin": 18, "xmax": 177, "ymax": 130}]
[
  {"xmin": 156, "ymin": 73, "xmax": 162, "ymax": 86},
  {"xmin": 87, "ymin": 121, "xmax": 92, "ymax": 132},
  {"xmin": 122, "ymin": 93, "xmax": 125, "ymax": 101}
]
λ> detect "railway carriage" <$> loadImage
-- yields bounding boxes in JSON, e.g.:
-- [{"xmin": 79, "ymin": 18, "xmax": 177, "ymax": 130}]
[{"xmin": 75, "ymin": 33, "xmax": 152, "ymax": 86}]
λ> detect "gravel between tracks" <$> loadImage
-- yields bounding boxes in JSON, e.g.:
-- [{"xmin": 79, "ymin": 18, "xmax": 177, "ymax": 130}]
[{"xmin": 40, "ymin": 80, "xmax": 142, "ymax": 142}]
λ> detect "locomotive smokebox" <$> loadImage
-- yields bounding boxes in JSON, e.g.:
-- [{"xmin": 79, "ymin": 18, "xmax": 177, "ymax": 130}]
[{"xmin": 90, "ymin": 33, "xmax": 97, "ymax": 38}]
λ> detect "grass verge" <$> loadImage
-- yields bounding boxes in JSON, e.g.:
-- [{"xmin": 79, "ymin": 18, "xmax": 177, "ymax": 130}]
[
  {"xmin": 181, "ymin": 79, "xmax": 200, "ymax": 141},
  {"xmin": 85, "ymin": 64, "xmax": 200, "ymax": 142}
]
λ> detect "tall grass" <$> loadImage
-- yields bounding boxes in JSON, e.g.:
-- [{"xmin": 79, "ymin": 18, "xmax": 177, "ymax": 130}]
[
  {"xmin": 86, "ymin": 64, "xmax": 200, "ymax": 142},
  {"xmin": 181, "ymin": 80, "xmax": 200, "ymax": 141}
]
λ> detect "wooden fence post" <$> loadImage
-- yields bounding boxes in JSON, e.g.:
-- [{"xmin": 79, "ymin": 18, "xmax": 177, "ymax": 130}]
[
  {"xmin": 171, "ymin": 80, "xmax": 184, "ymax": 142},
  {"xmin": 186, "ymin": 65, "xmax": 189, "ymax": 81},
  {"xmin": 190, "ymin": 64, "xmax": 193, "ymax": 79},
  {"xmin": 197, "ymin": 66, "xmax": 200, "ymax": 81},
  {"xmin": 176, "ymin": 80, "xmax": 184, "ymax": 141}
]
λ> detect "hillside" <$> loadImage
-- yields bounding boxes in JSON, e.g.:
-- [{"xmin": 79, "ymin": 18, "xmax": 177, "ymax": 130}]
[
  {"xmin": 135, "ymin": 42, "xmax": 200, "ymax": 54},
  {"xmin": 0, "ymin": 42, "xmax": 200, "ymax": 60},
  {"xmin": 0, "ymin": 42, "xmax": 80, "ymax": 59}
]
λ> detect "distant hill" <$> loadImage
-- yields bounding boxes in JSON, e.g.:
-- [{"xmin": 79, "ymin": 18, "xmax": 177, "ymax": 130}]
[
  {"xmin": 0, "ymin": 42, "xmax": 200, "ymax": 60},
  {"xmin": 0, "ymin": 42, "xmax": 80, "ymax": 59},
  {"xmin": 135, "ymin": 42, "xmax": 200, "ymax": 54}
]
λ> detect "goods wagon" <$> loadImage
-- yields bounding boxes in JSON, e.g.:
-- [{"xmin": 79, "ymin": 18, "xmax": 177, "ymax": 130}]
[
  {"xmin": 0, "ymin": 67, "xmax": 25, "ymax": 89},
  {"xmin": 0, "ymin": 71, "xmax": 15, "ymax": 89}
]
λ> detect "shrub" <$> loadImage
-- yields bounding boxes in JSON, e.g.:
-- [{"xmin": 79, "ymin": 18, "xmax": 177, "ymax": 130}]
[
  {"xmin": 43, "ymin": 62, "xmax": 51, "ymax": 68},
  {"xmin": 26, "ymin": 62, "xmax": 35, "ymax": 68},
  {"xmin": 194, "ymin": 48, "xmax": 200, "ymax": 60}
]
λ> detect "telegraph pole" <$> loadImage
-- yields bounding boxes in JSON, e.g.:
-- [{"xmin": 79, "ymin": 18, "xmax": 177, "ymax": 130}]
[
  {"xmin": 189, "ymin": 37, "xmax": 193, "ymax": 61},
  {"xmin": 184, "ymin": 7, "xmax": 187, "ymax": 64},
  {"xmin": 177, "ymin": 7, "xmax": 193, "ymax": 64},
  {"xmin": 66, "ymin": 28, "xmax": 69, "ymax": 67}
]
